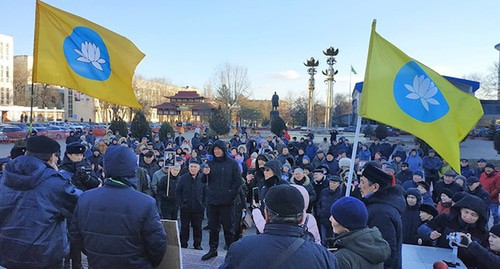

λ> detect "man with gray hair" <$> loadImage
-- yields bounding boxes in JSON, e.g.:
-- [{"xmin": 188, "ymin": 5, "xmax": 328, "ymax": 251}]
[{"xmin": 220, "ymin": 184, "xmax": 338, "ymax": 268}]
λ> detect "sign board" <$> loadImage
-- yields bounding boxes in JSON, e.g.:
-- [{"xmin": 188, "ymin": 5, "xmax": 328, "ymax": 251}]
[{"xmin": 158, "ymin": 219, "xmax": 182, "ymax": 269}]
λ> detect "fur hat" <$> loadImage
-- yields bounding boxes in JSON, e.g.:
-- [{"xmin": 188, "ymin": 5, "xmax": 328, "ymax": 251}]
[
  {"xmin": 362, "ymin": 163, "xmax": 392, "ymax": 187},
  {"xmin": 419, "ymin": 204, "xmax": 438, "ymax": 217},
  {"xmin": 265, "ymin": 184, "xmax": 304, "ymax": 217},
  {"xmin": 490, "ymin": 224, "xmax": 500, "ymax": 237},
  {"xmin": 330, "ymin": 197, "xmax": 368, "ymax": 231},
  {"xmin": 338, "ymin": 157, "xmax": 351, "ymax": 168},
  {"xmin": 103, "ymin": 146, "xmax": 138, "ymax": 178},
  {"xmin": 439, "ymin": 188, "xmax": 454, "ymax": 199},
  {"xmin": 26, "ymin": 135, "xmax": 60, "ymax": 155},
  {"xmin": 10, "ymin": 146, "xmax": 27, "ymax": 159},
  {"xmin": 66, "ymin": 142, "xmax": 86, "ymax": 154}
]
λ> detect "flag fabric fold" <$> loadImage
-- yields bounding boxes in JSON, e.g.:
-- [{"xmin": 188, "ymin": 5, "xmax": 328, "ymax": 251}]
[
  {"xmin": 33, "ymin": 0, "xmax": 144, "ymax": 108},
  {"xmin": 359, "ymin": 21, "xmax": 483, "ymax": 172},
  {"xmin": 350, "ymin": 65, "xmax": 357, "ymax": 75}
]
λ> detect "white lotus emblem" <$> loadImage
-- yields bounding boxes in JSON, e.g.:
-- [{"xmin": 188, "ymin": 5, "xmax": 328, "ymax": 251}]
[
  {"xmin": 404, "ymin": 75, "xmax": 440, "ymax": 111},
  {"xmin": 74, "ymin": 41, "xmax": 106, "ymax": 71}
]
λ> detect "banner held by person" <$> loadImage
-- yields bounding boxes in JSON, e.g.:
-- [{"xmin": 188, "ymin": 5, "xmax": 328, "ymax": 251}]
[
  {"xmin": 359, "ymin": 20, "xmax": 483, "ymax": 173},
  {"xmin": 33, "ymin": 0, "xmax": 144, "ymax": 108}
]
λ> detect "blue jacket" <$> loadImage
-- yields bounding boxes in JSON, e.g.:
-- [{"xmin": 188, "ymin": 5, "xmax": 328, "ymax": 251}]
[
  {"xmin": 0, "ymin": 156, "xmax": 81, "ymax": 268},
  {"xmin": 220, "ymin": 223, "xmax": 338, "ymax": 269},
  {"xmin": 363, "ymin": 186, "xmax": 406, "ymax": 269},
  {"xmin": 69, "ymin": 179, "xmax": 167, "ymax": 269}
]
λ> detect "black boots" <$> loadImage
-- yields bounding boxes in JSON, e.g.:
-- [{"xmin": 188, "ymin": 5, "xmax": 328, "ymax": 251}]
[{"xmin": 201, "ymin": 248, "xmax": 218, "ymax": 260}]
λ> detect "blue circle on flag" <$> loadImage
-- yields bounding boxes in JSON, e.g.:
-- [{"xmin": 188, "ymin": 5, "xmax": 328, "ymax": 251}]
[
  {"xmin": 63, "ymin": 26, "xmax": 111, "ymax": 81},
  {"xmin": 393, "ymin": 61, "xmax": 449, "ymax": 123}
]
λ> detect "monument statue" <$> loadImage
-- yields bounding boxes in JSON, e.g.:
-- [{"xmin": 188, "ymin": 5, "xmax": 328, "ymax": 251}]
[{"xmin": 271, "ymin": 92, "xmax": 279, "ymax": 111}]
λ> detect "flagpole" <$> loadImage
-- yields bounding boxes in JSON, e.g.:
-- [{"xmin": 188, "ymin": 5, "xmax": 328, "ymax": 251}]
[{"xmin": 345, "ymin": 93, "xmax": 362, "ymax": 197}]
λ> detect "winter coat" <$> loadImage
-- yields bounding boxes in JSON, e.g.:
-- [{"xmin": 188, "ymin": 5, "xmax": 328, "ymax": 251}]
[
  {"xmin": 312, "ymin": 155, "xmax": 326, "ymax": 169},
  {"xmin": 305, "ymin": 143, "xmax": 318, "ymax": 160},
  {"xmin": 480, "ymin": 170, "xmax": 500, "ymax": 204},
  {"xmin": 176, "ymin": 172, "xmax": 206, "ymax": 213},
  {"xmin": 220, "ymin": 223, "xmax": 339, "ymax": 269},
  {"xmin": 467, "ymin": 185, "xmax": 491, "ymax": 206},
  {"xmin": 396, "ymin": 169, "xmax": 413, "ymax": 183},
  {"xmin": 358, "ymin": 148, "xmax": 371, "ymax": 161},
  {"xmin": 461, "ymin": 165, "xmax": 475, "ymax": 179},
  {"xmin": 423, "ymin": 156, "xmax": 442, "ymax": 183},
  {"xmin": 69, "ymin": 178, "xmax": 167, "ymax": 269},
  {"xmin": 290, "ymin": 175, "xmax": 317, "ymax": 212},
  {"xmin": 318, "ymin": 186, "xmax": 343, "ymax": 225},
  {"xmin": 322, "ymin": 159, "xmax": 339, "ymax": 175},
  {"xmin": 157, "ymin": 171, "xmax": 179, "ymax": 212},
  {"xmin": 467, "ymin": 241, "xmax": 500, "ymax": 269},
  {"xmin": 432, "ymin": 181, "xmax": 463, "ymax": 203},
  {"xmin": 406, "ymin": 154, "xmax": 423, "ymax": 172},
  {"xmin": 201, "ymin": 140, "xmax": 243, "ymax": 206},
  {"xmin": 140, "ymin": 161, "xmax": 161, "ymax": 181},
  {"xmin": 332, "ymin": 227, "xmax": 391, "ymax": 269},
  {"xmin": 0, "ymin": 156, "xmax": 81, "ymax": 268},
  {"xmin": 417, "ymin": 195, "xmax": 489, "ymax": 268},
  {"xmin": 363, "ymin": 186, "xmax": 406, "ymax": 269},
  {"xmin": 59, "ymin": 156, "xmax": 101, "ymax": 191},
  {"xmin": 402, "ymin": 188, "xmax": 422, "ymax": 245}
]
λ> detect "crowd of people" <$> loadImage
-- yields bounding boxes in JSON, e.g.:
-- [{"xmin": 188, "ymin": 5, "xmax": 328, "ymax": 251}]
[{"xmin": 0, "ymin": 127, "xmax": 499, "ymax": 268}]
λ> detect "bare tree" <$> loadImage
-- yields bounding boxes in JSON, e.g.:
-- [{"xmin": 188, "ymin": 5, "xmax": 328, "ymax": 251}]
[
  {"xmin": 13, "ymin": 65, "xmax": 31, "ymax": 106},
  {"xmin": 332, "ymin": 93, "xmax": 352, "ymax": 116},
  {"xmin": 464, "ymin": 62, "xmax": 499, "ymax": 100},
  {"xmin": 209, "ymin": 62, "xmax": 251, "ymax": 112}
]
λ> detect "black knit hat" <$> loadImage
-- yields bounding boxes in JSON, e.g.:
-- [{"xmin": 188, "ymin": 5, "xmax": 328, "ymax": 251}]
[
  {"xmin": 491, "ymin": 225, "xmax": 500, "ymax": 237},
  {"xmin": 66, "ymin": 142, "xmax": 86, "ymax": 154},
  {"xmin": 265, "ymin": 184, "xmax": 304, "ymax": 217},
  {"xmin": 26, "ymin": 135, "xmax": 60, "ymax": 155},
  {"xmin": 10, "ymin": 146, "xmax": 26, "ymax": 159},
  {"xmin": 439, "ymin": 188, "xmax": 453, "ymax": 199},
  {"xmin": 362, "ymin": 163, "xmax": 392, "ymax": 187},
  {"xmin": 419, "ymin": 204, "xmax": 438, "ymax": 217}
]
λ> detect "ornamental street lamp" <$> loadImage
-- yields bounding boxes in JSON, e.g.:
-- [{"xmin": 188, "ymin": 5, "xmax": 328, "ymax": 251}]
[
  {"xmin": 495, "ymin": 43, "xmax": 500, "ymax": 100},
  {"xmin": 304, "ymin": 57, "xmax": 319, "ymax": 129},
  {"xmin": 322, "ymin": 46, "xmax": 339, "ymax": 128}
]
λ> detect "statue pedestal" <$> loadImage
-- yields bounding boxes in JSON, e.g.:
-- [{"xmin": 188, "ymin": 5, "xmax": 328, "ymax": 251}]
[{"xmin": 270, "ymin": 110, "xmax": 279, "ymax": 120}]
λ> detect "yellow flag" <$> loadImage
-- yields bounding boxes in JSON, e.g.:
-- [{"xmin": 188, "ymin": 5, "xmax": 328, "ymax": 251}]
[
  {"xmin": 360, "ymin": 21, "xmax": 483, "ymax": 172},
  {"xmin": 33, "ymin": 0, "xmax": 144, "ymax": 108}
]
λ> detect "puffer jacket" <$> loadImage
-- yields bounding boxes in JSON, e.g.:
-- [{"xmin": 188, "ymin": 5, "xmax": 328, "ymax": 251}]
[
  {"xmin": 201, "ymin": 140, "xmax": 243, "ymax": 205},
  {"xmin": 69, "ymin": 178, "xmax": 167, "ymax": 269},
  {"xmin": 363, "ymin": 186, "xmax": 406, "ymax": 269},
  {"xmin": 332, "ymin": 227, "xmax": 391, "ymax": 269},
  {"xmin": 220, "ymin": 223, "xmax": 339, "ymax": 269},
  {"xmin": 0, "ymin": 156, "xmax": 81, "ymax": 268}
]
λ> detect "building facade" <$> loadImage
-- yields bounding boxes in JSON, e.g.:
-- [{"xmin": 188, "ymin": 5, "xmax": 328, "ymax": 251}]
[{"xmin": 0, "ymin": 34, "xmax": 13, "ymax": 106}]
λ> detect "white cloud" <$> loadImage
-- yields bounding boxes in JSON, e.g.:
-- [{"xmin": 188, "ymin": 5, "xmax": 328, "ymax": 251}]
[{"xmin": 269, "ymin": 70, "xmax": 301, "ymax": 80}]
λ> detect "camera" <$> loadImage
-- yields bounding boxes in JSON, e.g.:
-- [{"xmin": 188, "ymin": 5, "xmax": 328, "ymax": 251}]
[
  {"xmin": 252, "ymin": 187, "xmax": 259, "ymax": 203},
  {"xmin": 447, "ymin": 233, "xmax": 468, "ymax": 246}
]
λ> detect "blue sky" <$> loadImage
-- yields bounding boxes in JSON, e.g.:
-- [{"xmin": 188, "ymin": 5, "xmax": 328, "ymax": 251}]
[{"xmin": 1, "ymin": 0, "xmax": 499, "ymax": 100}]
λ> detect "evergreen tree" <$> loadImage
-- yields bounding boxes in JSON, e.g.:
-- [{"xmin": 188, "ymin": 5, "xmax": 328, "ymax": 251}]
[
  {"xmin": 130, "ymin": 111, "xmax": 151, "ymax": 139},
  {"xmin": 363, "ymin": 125, "xmax": 374, "ymax": 137},
  {"xmin": 494, "ymin": 131, "xmax": 500, "ymax": 154},
  {"xmin": 110, "ymin": 117, "xmax": 128, "ymax": 138},
  {"xmin": 209, "ymin": 107, "xmax": 230, "ymax": 135},
  {"xmin": 375, "ymin": 123, "xmax": 388, "ymax": 140},
  {"xmin": 271, "ymin": 116, "xmax": 286, "ymax": 137},
  {"xmin": 159, "ymin": 122, "xmax": 174, "ymax": 140}
]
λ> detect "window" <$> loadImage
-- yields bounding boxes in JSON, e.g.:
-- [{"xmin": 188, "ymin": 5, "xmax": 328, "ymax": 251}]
[
  {"xmin": 0, "ymin": 65, "xmax": 3, "ymax": 82},
  {"xmin": 0, "ymin": 42, "xmax": 3, "ymax": 60},
  {"xmin": 5, "ymin": 44, "xmax": 9, "ymax": 60},
  {"xmin": 5, "ymin": 66, "xmax": 9, "ymax": 82}
]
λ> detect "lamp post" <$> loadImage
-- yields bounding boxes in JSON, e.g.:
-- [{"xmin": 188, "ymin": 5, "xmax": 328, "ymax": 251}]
[
  {"xmin": 495, "ymin": 43, "xmax": 500, "ymax": 100},
  {"xmin": 304, "ymin": 57, "xmax": 319, "ymax": 130},
  {"xmin": 322, "ymin": 46, "xmax": 339, "ymax": 129}
]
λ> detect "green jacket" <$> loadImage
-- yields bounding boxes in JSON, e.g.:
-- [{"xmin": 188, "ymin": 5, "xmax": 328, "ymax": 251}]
[{"xmin": 332, "ymin": 227, "xmax": 390, "ymax": 269}]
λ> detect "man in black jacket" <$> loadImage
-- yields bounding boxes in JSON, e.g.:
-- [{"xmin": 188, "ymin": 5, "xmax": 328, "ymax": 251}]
[
  {"xmin": 201, "ymin": 140, "xmax": 242, "ymax": 260},
  {"xmin": 220, "ymin": 184, "xmax": 338, "ymax": 269},
  {"xmin": 176, "ymin": 159, "xmax": 206, "ymax": 249},
  {"xmin": 359, "ymin": 163, "xmax": 405, "ymax": 269}
]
